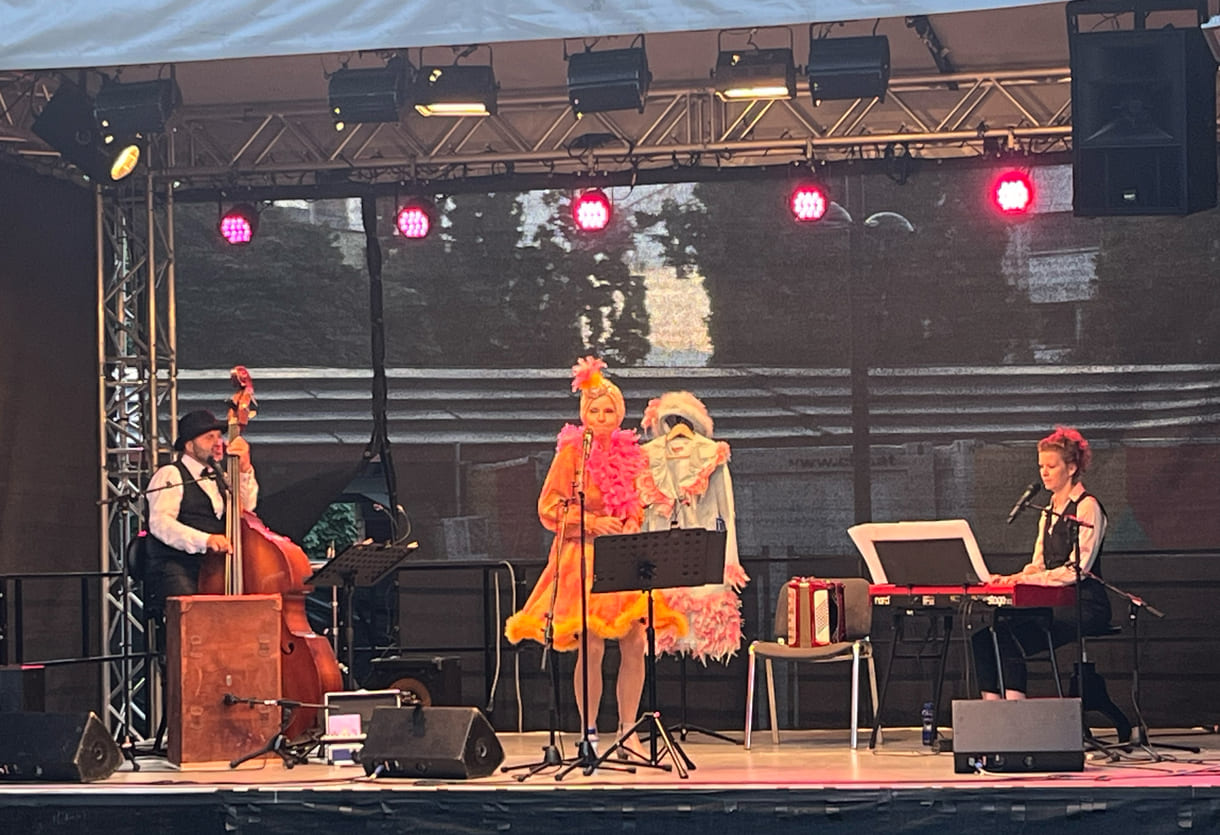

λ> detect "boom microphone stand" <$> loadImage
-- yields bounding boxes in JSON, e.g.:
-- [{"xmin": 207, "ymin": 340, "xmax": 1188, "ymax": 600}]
[
  {"xmin": 1028, "ymin": 499, "xmax": 1129, "ymax": 756},
  {"xmin": 99, "ymin": 469, "xmax": 229, "ymax": 760},
  {"xmin": 1073, "ymin": 570, "xmax": 1197, "ymax": 758}
]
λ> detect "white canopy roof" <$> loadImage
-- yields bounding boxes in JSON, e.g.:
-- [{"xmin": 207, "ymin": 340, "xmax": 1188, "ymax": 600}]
[{"xmin": 5, "ymin": 0, "xmax": 1050, "ymax": 70}]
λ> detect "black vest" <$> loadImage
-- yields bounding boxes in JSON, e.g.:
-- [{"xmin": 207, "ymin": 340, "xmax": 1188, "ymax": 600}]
[
  {"xmin": 146, "ymin": 460, "xmax": 225, "ymax": 562},
  {"xmin": 1043, "ymin": 491, "xmax": 1111, "ymax": 629}
]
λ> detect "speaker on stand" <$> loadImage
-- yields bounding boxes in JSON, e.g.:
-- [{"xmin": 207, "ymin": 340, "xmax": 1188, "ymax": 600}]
[{"xmin": 1068, "ymin": 1, "xmax": 1217, "ymax": 216}]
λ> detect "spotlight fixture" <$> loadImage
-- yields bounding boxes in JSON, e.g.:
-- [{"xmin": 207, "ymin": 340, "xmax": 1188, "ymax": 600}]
[
  {"xmin": 991, "ymin": 170, "xmax": 1035, "ymax": 216},
  {"xmin": 219, "ymin": 203, "xmax": 259, "ymax": 245},
  {"xmin": 713, "ymin": 28, "xmax": 797, "ymax": 101},
  {"xmin": 94, "ymin": 76, "xmax": 180, "ymax": 137},
  {"xmin": 413, "ymin": 47, "xmax": 498, "ymax": 117},
  {"xmin": 790, "ymin": 183, "xmax": 830, "ymax": 222},
  {"xmin": 395, "ymin": 198, "xmax": 436, "ymax": 239},
  {"xmin": 32, "ymin": 81, "xmax": 140, "ymax": 183},
  {"xmin": 572, "ymin": 189, "xmax": 613, "ymax": 232},
  {"xmin": 566, "ymin": 37, "xmax": 651, "ymax": 117},
  {"xmin": 806, "ymin": 33, "xmax": 891, "ymax": 105},
  {"xmin": 328, "ymin": 55, "xmax": 408, "ymax": 131}
]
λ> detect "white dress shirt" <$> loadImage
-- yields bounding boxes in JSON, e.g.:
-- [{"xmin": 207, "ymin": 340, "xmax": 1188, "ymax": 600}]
[{"xmin": 146, "ymin": 455, "xmax": 259, "ymax": 554}]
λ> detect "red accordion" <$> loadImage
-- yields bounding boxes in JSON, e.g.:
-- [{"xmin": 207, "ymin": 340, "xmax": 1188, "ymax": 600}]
[{"xmin": 785, "ymin": 577, "xmax": 847, "ymax": 647}]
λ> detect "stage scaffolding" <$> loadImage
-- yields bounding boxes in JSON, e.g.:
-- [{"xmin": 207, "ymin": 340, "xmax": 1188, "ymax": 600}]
[{"xmin": 97, "ymin": 173, "xmax": 178, "ymax": 738}]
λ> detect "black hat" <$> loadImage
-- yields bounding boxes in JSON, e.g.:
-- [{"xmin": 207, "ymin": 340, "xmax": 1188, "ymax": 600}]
[{"xmin": 173, "ymin": 409, "xmax": 226, "ymax": 451}]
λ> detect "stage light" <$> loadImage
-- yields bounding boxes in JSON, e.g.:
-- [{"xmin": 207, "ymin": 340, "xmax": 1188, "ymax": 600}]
[
  {"xmin": 413, "ymin": 63, "xmax": 498, "ymax": 117},
  {"xmin": 395, "ymin": 199, "xmax": 435, "ymax": 239},
  {"xmin": 573, "ymin": 189, "xmax": 612, "ymax": 232},
  {"xmin": 95, "ymin": 77, "xmax": 180, "ymax": 137},
  {"xmin": 807, "ymin": 34, "xmax": 891, "ymax": 105},
  {"xmin": 567, "ymin": 39, "xmax": 650, "ymax": 117},
  {"xmin": 32, "ymin": 81, "xmax": 140, "ymax": 183},
  {"xmin": 219, "ymin": 203, "xmax": 259, "ymax": 245},
  {"xmin": 713, "ymin": 29, "xmax": 797, "ymax": 101},
  {"xmin": 991, "ymin": 170, "xmax": 1035, "ymax": 215},
  {"xmin": 328, "ymin": 56, "xmax": 408, "ymax": 131},
  {"xmin": 790, "ymin": 183, "xmax": 829, "ymax": 222}
]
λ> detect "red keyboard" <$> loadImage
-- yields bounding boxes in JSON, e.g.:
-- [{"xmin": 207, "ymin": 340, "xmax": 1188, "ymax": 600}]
[{"xmin": 869, "ymin": 583, "xmax": 1076, "ymax": 609}]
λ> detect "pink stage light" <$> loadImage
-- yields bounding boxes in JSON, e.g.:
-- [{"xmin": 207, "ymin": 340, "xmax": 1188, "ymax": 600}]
[
  {"xmin": 572, "ymin": 189, "xmax": 612, "ymax": 232},
  {"xmin": 396, "ymin": 200, "xmax": 435, "ymax": 239},
  {"xmin": 790, "ymin": 183, "xmax": 829, "ymax": 222},
  {"xmin": 218, "ymin": 204, "xmax": 258, "ymax": 245},
  {"xmin": 992, "ymin": 170, "xmax": 1034, "ymax": 215}
]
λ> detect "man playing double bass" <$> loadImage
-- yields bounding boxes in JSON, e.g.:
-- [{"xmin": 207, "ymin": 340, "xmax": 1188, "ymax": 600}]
[{"xmin": 144, "ymin": 409, "xmax": 259, "ymax": 618}]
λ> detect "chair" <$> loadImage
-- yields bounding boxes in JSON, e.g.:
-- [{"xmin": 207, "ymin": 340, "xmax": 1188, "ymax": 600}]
[{"xmin": 744, "ymin": 577, "xmax": 879, "ymax": 749}]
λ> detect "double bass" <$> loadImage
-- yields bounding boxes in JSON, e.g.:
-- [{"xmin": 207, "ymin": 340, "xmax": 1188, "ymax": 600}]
[{"xmin": 197, "ymin": 366, "xmax": 343, "ymax": 739}]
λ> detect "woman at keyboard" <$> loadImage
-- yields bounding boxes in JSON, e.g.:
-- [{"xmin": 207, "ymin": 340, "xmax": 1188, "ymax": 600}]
[{"xmin": 972, "ymin": 426, "xmax": 1111, "ymax": 699}]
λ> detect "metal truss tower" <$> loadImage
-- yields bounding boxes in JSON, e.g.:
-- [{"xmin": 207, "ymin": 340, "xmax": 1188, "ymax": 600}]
[{"xmin": 97, "ymin": 173, "xmax": 178, "ymax": 738}]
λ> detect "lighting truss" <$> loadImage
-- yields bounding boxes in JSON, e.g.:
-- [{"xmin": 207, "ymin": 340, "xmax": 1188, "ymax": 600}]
[
  {"xmin": 97, "ymin": 175, "xmax": 178, "ymax": 739},
  {"xmin": 3, "ymin": 67, "xmax": 1077, "ymax": 192}
]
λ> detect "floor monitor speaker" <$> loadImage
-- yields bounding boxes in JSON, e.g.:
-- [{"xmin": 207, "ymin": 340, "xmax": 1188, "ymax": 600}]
[
  {"xmin": 359, "ymin": 705, "xmax": 504, "ymax": 779},
  {"xmin": 0, "ymin": 711, "xmax": 122, "ymax": 782}
]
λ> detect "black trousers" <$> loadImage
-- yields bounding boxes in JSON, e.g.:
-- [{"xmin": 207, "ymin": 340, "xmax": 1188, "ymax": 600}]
[
  {"xmin": 143, "ymin": 553, "xmax": 202, "ymax": 620},
  {"xmin": 971, "ymin": 602, "xmax": 1110, "ymax": 694}
]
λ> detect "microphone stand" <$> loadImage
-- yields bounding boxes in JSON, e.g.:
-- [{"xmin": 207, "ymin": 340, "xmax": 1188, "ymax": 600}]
[
  {"xmin": 224, "ymin": 693, "xmax": 327, "ymax": 768},
  {"xmin": 1070, "ymin": 568, "xmax": 1198, "ymax": 759},
  {"xmin": 501, "ymin": 495, "xmax": 578, "ymax": 780},
  {"xmin": 1030, "ymin": 500, "xmax": 1126, "ymax": 759},
  {"xmin": 96, "ymin": 468, "xmax": 227, "ymax": 768},
  {"xmin": 558, "ymin": 433, "xmax": 633, "ymax": 780},
  {"xmin": 97, "ymin": 464, "xmax": 233, "ymax": 758}
]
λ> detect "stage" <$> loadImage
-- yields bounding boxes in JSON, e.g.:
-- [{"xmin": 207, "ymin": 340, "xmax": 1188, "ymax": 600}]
[{"xmin": 2, "ymin": 728, "xmax": 1219, "ymax": 834}]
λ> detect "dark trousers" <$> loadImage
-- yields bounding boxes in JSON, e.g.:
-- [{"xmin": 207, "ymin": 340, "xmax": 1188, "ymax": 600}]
[
  {"xmin": 143, "ymin": 553, "xmax": 201, "ymax": 621},
  {"xmin": 971, "ymin": 602, "xmax": 1110, "ymax": 694}
]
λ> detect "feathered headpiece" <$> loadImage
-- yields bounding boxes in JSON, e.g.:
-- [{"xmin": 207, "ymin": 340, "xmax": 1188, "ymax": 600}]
[
  {"xmin": 571, "ymin": 356, "xmax": 625, "ymax": 424},
  {"xmin": 642, "ymin": 390, "xmax": 714, "ymax": 439}
]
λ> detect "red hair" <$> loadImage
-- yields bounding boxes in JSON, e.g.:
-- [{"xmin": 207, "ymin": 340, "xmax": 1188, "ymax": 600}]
[{"xmin": 1038, "ymin": 425, "xmax": 1091, "ymax": 482}]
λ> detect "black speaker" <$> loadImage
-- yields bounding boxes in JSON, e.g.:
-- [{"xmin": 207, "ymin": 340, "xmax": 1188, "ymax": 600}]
[
  {"xmin": 0, "ymin": 666, "xmax": 46, "ymax": 712},
  {"xmin": 1070, "ymin": 27, "xmax": 1217, "ymax": 216},
  {"xmin": 359, "ymin": 706, "xmax": 504, "ymax": 779},
  {"xmin": 363, "ymin": 655, "xmax": 461, "ymax": 706},
  {"xmin": 806, "ymin": 35, "xmax": 890, "ymax": 103},
  {"xmin": 951, "ymin": 698, "xmax": 1084, "ymax": 773},
  {"xmin": 0, "ymin": 712, "xmax": 123, "ymax": 782}
]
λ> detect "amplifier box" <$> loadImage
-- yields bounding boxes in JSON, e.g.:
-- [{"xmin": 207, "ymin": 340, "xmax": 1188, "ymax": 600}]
[{"xmin": 952, "ymin": 698, "xmax": 1084, "ymax": 773}]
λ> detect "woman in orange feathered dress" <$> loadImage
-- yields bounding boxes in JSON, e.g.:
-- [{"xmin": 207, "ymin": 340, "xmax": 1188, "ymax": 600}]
[{"xmin": 505, "ymin": 357, "xmax": 687, "ymax": 744}]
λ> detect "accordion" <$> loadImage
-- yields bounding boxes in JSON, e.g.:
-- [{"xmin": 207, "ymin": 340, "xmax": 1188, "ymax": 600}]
[{"xmin": 785, "ymin": 577, "xmax": 847, "ymax": 647}]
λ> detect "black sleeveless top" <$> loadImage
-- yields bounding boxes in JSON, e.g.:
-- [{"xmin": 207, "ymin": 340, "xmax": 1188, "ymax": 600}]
[
  {"xmin": 1042, "ymin": 491, "xmax": 1111, "ymax": 631},
  {"xmin": 146, "ymin": 460, "xmax": 226, "ymax": 562}
]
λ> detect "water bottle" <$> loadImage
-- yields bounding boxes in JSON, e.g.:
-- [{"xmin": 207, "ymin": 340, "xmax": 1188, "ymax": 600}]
[{"xmin": 921, "ymin": 702, "xmax": 935, "ymax": 746}]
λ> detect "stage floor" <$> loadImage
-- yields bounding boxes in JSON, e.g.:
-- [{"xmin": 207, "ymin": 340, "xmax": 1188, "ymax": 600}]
[
  {"xmin": 12, "ymin": 727, "xmax": 1220, "ymax": 792},
  {"xmin": 5, "ymin": 728, "xmax": 1220, "ymax": 834}
]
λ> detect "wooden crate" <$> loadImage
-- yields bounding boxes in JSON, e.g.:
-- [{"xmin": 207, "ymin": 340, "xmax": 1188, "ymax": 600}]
[{"xmin": 167, "ymin": 594, "xmax": 283, "ymax": 767}]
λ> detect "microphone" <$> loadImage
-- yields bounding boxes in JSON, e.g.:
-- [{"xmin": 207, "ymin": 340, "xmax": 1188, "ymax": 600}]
[
  {"xmin": 1006, "ymin": 482, "xmax": 1041, "ymax": 525},
  {"xmin": 581, "ymin": 427, "xmax": 594, "ymax": 461},
  {"xmin": 208, "ymin": 456, "xmax": 231, "ymax": 496}
]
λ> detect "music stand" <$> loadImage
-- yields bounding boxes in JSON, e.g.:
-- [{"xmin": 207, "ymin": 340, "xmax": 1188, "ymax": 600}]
[
  {"xmin": 848, "ymin": 519, "xmax": 989, "ymax": 586},
  {"xmin": 307, "ymin": 542, "xmax": 416, "ymax": 689},
  {"xmin": 585, "ymin": 528, "xmax": 726, "ymax": 778}
]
